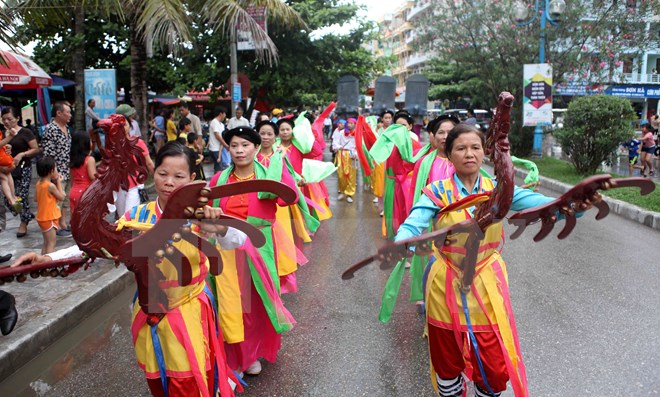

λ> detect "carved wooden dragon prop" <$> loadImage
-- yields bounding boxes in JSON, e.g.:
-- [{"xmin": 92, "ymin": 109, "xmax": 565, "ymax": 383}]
[
  {"xmin": 342, "ymin": 92, "xmax": 655, "ymax": 291},
  {"xmin": 0, "ymin": 115, "xmax": 297, "ymax": 317}
]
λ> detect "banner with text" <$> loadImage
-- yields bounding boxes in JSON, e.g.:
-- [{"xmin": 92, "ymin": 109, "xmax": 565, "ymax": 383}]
[
  {"xmin": 84, "ymin": 69, "xmax": 117, "ymax": 119},
  {"xmin": 523, "ymin": 63, "xmax": 552, "ymax": 127},
  {"xmin": 237, "ymin": 6, "xmax": 268, "ymax": 51}
]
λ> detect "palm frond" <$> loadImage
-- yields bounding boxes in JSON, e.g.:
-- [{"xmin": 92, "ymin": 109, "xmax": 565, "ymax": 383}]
[
  {"xmin": 0, "ymin": 1, "xmax": 19, "ymax": 50},
  {"xmin": 13, "ymin": 0, "xmax": 124, "ymax": 27},
  {"xmin": 134, "ymin": 0, "xmax": 190, "ymax": 52},
  {"xmin": 200, "ymin": 0, "xmax": 306, "ymax": 65}
]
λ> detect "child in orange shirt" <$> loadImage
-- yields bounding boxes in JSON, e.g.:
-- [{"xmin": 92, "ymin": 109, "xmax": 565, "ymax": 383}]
[
  {"xmin": 0, "ymin": 142, "xmax": 23, "ymax": 214},
  {"xmin": 36, "ymin": 156, "xmax": 66, "ymax": 254}
]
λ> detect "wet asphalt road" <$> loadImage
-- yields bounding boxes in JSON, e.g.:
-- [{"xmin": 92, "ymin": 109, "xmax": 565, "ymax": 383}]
[{"xmin": 6, "ymin": 167, "xmax": 660, "ymax": 397}]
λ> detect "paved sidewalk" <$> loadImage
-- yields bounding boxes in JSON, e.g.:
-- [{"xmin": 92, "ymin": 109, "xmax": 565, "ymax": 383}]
[{"xmin": 0, "ymin": 160, "xmax": 657, "ymax": 383}]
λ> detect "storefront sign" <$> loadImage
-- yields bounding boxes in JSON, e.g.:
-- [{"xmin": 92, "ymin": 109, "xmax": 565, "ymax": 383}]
[{"xmin": 84, "ymin": 69, "xmax": 117, "ymax": 119}]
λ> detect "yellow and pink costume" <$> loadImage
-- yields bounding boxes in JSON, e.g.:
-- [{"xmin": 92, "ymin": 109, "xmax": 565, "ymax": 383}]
[
  {"xmin": 396, "ymin": 173, "xmax": 557, "ymax": 397},
  {"xmin": 119, "ymin": 200, "xmax": 241, "ymax": 397}
]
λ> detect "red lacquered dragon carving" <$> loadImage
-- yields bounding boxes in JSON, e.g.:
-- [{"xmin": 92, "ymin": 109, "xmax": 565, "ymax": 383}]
[
  {"xmin": 0, "ymin": 115, "xmax": 297, "ymax": 316},
  {"xmin": 342, "ymin": 92, "xmax": 655, "ymax": 291}
]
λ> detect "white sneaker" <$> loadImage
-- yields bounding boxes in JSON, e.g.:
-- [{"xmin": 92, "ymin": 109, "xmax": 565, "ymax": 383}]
[
  {"xmin": 337, "ymin": 193, "xmax": 346, "ymax": 201},
  {"xmin": 245, "ymin": 360, "xmax": 262, "ymax": 375},
  {"xmin": 372, "ymin": 197, "xmax": 378, "ymax": 203},
  {"xmin": 379, "ymin": 210, "xmax": 384, "ymax": 217},
  {"xmin": 347, "ymin": 196, "xmax": 354, "ymax": 203}
]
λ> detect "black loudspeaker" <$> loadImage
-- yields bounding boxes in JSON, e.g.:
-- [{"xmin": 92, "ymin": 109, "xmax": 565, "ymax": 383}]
[
  {"xmin": 404, "ymin": 74, "xmax": 430, "ymax": 117},
  {"xmin": 336, "ymin": 75, "xmax": 359, "ymax": 118},
  {"xmin": 373, "ymin": 75, "xmax": 396, "ymax": 116}
]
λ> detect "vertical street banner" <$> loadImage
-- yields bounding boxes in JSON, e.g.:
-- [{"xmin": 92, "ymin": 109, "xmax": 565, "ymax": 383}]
[
  {"xmin": 84, "ymin": 69, "xmax": 117, "ymax": 119},
  {"xmin": 237, "ymin": 6, "xmax": 267, "ymax": 51},
  {"xmin": 523, "ymin": 63, "xmax": 552, "ymax": 126},
  {"xmin": 232, "ymin": 83, "xmax": 242, "ymax": 103}
]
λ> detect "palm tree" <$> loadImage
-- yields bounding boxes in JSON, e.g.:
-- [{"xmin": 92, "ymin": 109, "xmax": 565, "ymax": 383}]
[
  {"xmin": 131, "ymin": 0, "xmax": 306, "ymax": 126},
  {"xmin": 12, "ymin": 0, "xmax": 125, "ymax": 130}
]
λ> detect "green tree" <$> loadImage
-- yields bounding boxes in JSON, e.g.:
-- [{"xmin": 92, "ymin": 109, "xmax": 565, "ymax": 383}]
[
  {"xmin": 554, "ymin": 95, "xmax": 635, "ymax": 175},
  {"xmin": 15, "ymin": 0, "xmax": 125, "ymax": 131},
  {"xmin": 240, "ymin": 0, "xmax": 386, "ymax": 108},
  {"xmin": 425, "ymin": 59, "xmax": 489, "ymax": 108},
  {"xmin": 415, "ymin": 0, "xmax": 659, "ymax": 155}
]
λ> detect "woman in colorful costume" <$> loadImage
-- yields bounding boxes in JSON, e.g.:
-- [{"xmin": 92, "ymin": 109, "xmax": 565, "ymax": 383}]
[
  {"xmin": 380, "ymin": 115, "xmax": 461, "ymax": 319},
  {"xmin": 395, "ymin": 124, "xmax": 567, "ymax": 397},
  {"xmin": 208, "ymin": 126, "xmax": 297, "ymax": 376},
  {"xmin": 369, "ymin": 112, "xmax": 389, "ymax": 206},
  {"xmin": 277, "ymin": 117, "xmax": 333, "ymax": 221},
  {"xmin": 118, "ymin": 141, "xmax": 243, "ymax": 397},
  {"xmin": 332, "ymin": 117, "xmax": 358, "ymax": 203},
  {"xmin": 369, "ymin": 111, "xmax": 430, "ymax": 239},
  {"xmin": 256, "ymin": 120, "xmax": 319, "ymax": 293}
]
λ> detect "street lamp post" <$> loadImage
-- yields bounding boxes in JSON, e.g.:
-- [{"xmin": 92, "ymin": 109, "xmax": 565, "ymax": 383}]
[{"xmin": 515, "ymin": 0, "xmax": 566, "ymax": 158}]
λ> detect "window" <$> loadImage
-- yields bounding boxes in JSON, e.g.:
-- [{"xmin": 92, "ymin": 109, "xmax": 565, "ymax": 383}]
[{"xmin": 622, "ymin": 58, "xmax": 634, "ymax": 74}]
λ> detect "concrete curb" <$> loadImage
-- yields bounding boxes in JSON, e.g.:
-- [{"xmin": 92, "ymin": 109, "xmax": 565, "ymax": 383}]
[
  {"xmin": 0, "ymin": 265, "xmax": 133, "ymax": 382},
  {"xmin": 509, "ymin": 165, "xmax": 660, "ymax": 231}
]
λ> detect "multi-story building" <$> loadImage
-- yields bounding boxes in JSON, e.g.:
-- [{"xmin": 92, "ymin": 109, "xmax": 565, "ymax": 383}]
[
  {"xmin": 375, "ymin": 1, "xmax": 414, "ymax": 92},
  {"xmin": 556, "ymin": 6, "xmax": 660, "ymax": 119},
  {"xmin": 372, "ymin": 0, "xmax": 437, "ymax": 100},
  {"xmin": 374, "ymin": 0, "xmax": 659, "ymax": 118}
]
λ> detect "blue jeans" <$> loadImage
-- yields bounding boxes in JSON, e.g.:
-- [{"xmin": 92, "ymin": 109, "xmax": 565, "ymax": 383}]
[
  {"xmin": 209, "ymin": 151, "xmax": 221, "ymax": 173},
  {"xmin": 220, "ymin": 147, "xmax": 231, "ymax": 169}
]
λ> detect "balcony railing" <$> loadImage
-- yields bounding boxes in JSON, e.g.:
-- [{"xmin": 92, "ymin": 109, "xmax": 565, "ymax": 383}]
[
  {"xmin": 393, "ymin": 44, "xmax": 411, "ymax": 56},
  {"xmin": 407, "ymin": 0, "xmax": 431, "ymax": 21},
  {"xmin": 393, "ymin": 65, "xmax": 408, "ymax": 75},
  {"xmin": 622, "ymin": 73, "xmax": 660, "ymax": 84},
  {"xmin": 406, "ymin": 53, "xmax": 429, "ymax": 68},
  {"xmin": 392, "ymin": 21, "xmax": 412, "ymax": 36},
  {"xmin": 405, "ymin": 33, "xmax": 415, "ymax": 45}
]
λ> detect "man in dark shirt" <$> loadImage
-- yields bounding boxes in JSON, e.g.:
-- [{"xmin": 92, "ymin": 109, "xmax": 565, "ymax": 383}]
[{"xmin": 41, "ymin": 101, "xmax": 72, "ymax": 237}]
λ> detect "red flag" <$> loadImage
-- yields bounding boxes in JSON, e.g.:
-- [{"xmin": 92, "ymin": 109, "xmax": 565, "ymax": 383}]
[
  {"xmin": 312, "ymin": 102, "xmax": 336, "ymax": 150},
  {"xmin": 354, "ymin": 115, "xmax": 377, "ymax": 176}
]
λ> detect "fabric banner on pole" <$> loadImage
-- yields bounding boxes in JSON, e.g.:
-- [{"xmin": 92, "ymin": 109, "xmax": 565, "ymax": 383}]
[
  {"xmin": 84, "ymin": 69, "xmax": 117, "ymax": 119},
  {"xmin": 523, "ymin": 63, "xmax": 552, "ymax": 126}
]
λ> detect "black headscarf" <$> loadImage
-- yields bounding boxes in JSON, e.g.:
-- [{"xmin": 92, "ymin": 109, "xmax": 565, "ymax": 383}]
[
  {"xmin": 255, "ymin": 120, "xmax": 279, "ymax": 136},
  {"xmin": 222, "ymin": 126, "xmax": 261, "ymax": 145}
]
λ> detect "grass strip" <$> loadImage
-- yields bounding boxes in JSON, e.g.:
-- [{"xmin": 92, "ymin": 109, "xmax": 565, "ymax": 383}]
[{"xmin": 528, "ymin": 156, "xmax": 660, "ymax": 213}]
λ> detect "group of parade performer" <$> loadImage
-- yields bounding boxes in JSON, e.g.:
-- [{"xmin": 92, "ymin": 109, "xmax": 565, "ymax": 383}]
[
  {"xmin": 8, "ymin": 101, "xmax": 607, "ymax": 397},
  {"xmin": 126, "ymin": 111, "xmax": 335, "ymax": 396},
  {"xmin": 11, "ymin": 109, "xmax": 335, "ymax": 396}
]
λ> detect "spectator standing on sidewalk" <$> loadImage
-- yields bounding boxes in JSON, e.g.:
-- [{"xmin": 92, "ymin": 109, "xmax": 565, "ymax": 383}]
[
  {"xmin": 116, "ymin": 104, "xmax": 142, "ymax": 138},
  {"xmin": 622, "ymin": 135, "xmax": 642, "ymax": 176},
  {"xmin": 208, "ymin": 106, "xmax": 228, "ymax": 173},
  {"xmin": 41, "ymin": 101, "xmax": 72, "ymax": 237},
  {"xmin": 85, "ymin": 99, "xmax": 103, "ymax": 151},
  {"xmin": 179, "ymin": 102, "xmax": 203, "ymax": 152},
  {"xmin": 35, "ymin": 156, "xmax": 67, "ymax": 253},
  {"xmin": 153, "ymin": 108, "xmax": 167, "ymax": 151},
  {"xmin": 1, "ymin": 106, "xmax": 39, "ymax": 238},
  {"xmin": 640, "ymin": 121, "xmax": 655, "ymax": 177},
  {"xmin": 227, "ymin": 106, "xmax": 250, "ymax": 130}
]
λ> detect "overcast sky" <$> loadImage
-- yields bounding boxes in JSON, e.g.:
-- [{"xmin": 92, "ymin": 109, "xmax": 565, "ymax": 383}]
[{"xmin": 358, "ymin": 0, "xmax": 405, "ymax": 20}]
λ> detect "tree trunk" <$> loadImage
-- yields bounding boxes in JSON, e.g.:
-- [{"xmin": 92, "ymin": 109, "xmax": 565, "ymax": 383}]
[
  {"xmin": 129, "ymin": 16, "xmax": 149, "ymax": 142},
  {"xmin": 73, "ymin": 5, "xmax": 85, "ymax": 131}
]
